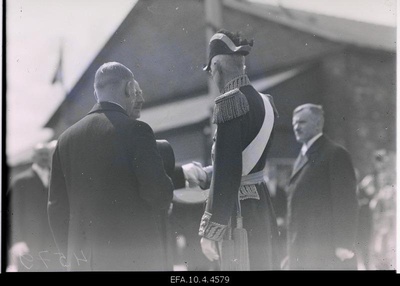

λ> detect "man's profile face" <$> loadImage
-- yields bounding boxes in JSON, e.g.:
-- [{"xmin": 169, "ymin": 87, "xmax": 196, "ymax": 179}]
[
  {"xmin": 127, "ymin": 79, "xmax": 144, "ymax": 119},
  {"xmin": 292, "ymin": 109, "xmax": 320, "ymax": 144}
]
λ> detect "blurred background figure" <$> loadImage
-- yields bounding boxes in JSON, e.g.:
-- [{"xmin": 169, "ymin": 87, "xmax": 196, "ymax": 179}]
[
  {"xmin": 6, "ymin": 141, "xmax": 59, "ymax": 272},
  {"xmin": 264, "ymin": 164, "xmax": 288, "ymax": 265},
  {"xmin": 286, "ymin": 104, "xmax": 358, "ymax": 270},
  {"xmin": 355, "ymin": 170, "xmax": 375, "ymax": 270},
  {"xmin": 368, "ymin": 150, "xmax": 396, "ymax": 270},
  {"xmin": 355, "ymin": 149, "xmax": 396, "ymax": 270}
]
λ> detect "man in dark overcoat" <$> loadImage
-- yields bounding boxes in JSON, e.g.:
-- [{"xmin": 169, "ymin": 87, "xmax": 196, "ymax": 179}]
[
  {"xmin": 286, "ymin": 103, "xmax": 358, "ymax": 270},
  {"xmin": 48, "ymin": 62, "xmax": 174, "ymax": 271},
  {"xmin": 6, "ymin": 143, "xmax": 59, "ymax": 272}
]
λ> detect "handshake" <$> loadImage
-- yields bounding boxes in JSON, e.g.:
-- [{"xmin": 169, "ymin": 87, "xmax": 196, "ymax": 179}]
[{"xmin": 181, "ymin": 161, "xmax": 211, "ymax": 189}]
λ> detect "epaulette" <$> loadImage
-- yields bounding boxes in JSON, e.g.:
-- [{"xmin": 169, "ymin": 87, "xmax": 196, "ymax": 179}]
[{"xmin": 212, "ymin": 88, "xmax": 249, "ymax": 124}]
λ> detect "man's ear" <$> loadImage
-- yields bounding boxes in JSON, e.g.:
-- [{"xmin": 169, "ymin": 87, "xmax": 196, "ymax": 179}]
[{"xmin": 125, "ymin": 81, "xmax": 133, "ymax": 97}]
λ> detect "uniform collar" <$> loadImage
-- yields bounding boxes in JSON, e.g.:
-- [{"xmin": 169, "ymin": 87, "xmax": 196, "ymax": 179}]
[
  {"xmin": 32, "ymin": 163, "xmax": 50, "ymax": 187},
  {"xmin": 222, "ymin": 74, "xmax": 250, "ymax": 94}
]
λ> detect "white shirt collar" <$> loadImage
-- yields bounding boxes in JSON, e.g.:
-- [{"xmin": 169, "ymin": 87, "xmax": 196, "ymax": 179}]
[
  {"xmin": 32, "ymin": 163, "xmax": 50, "ymax": 187},
  {"xmin": 301, "ymin": 133, "xmax": 323, "ymax": 155}
]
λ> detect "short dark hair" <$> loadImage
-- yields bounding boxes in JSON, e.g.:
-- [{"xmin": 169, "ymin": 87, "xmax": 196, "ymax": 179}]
[
  {"xmin": 293, "ymin": 103, "xmax": 324, "ymax": 118},
  {"xmin": 94, "ymin": 62, "xmax": 133, "ymax": 89}
]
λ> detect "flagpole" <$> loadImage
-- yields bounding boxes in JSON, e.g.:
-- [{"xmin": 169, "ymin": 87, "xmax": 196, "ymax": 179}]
[
  {"xmin": 204, "ymin": 0, "xmax": 222, "ymax": 165},
  {"xmin": 51, "ymin": 39, "xmax": 66, "ymax": 93},
  {"xmin": 48, "ymin": 39, "xmax": 67, "ymax": 142}
]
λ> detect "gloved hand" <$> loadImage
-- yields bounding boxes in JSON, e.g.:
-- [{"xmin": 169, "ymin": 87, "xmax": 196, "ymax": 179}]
[
  {"xmin": 182, "ymin": 161, "xmax": 207, "ymax": 188},
  {"xmin": 200, "ymin": 237, "xmax": 219, "ymax": 261}
]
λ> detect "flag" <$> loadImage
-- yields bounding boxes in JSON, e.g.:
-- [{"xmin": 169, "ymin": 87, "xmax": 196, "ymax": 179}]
[{"xmin": 51, "ymin": 46, "xmax": 63, "ymax": 85}]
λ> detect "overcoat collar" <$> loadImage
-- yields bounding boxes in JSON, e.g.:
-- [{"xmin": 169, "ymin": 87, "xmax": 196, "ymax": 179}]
[
  {"xmin": 290, "ymin": 135, "xmax": 326, "ymax": 181},
  {"xmin": 87, "ymin": 101, "xmax": 128, "ymax": 117},
  {"xmin": 305, "ymin": 134, "xmax": 326, "ymax": 156}
]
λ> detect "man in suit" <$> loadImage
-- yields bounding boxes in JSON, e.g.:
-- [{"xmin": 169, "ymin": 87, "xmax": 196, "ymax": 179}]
[
  {"xmin": 48, "ymin": 62, "xmax": 174, "ymax": 271},
  {"xmin": 7, "ymin": 142, "xmax": 59, "ymax": 272},
  {"xmin": 286, "ymin": 103, "xmax": 358, "ymax": 270}
]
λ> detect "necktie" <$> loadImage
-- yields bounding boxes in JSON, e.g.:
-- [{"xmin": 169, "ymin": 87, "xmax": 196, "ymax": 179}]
[{"xmin": 292, "ymin": 152, "xmax": 307, "ymax": 176}]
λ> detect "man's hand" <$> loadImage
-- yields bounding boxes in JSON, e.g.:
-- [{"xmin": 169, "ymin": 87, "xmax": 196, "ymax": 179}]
[
  {"xmin": 7, "ymin": 241, "xmax": 30, "ymax": 272},
  {"xmin": 200, "ymin": 237, "xmax": 219, "ymax": 261},
  {"xmin": 182, "ymin": 162, "xmax": 207, "ymax": 188},
  {"xmin": 6, "ymin": 264, "xmax": 18, "ymax": 272},
  {"xmin": 335, "ymin": 247, "xmax": 354, "ymax": 261}
]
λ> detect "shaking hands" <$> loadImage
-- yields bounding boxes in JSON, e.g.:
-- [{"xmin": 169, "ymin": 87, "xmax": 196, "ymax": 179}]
[{"xmin": 181, "ymin": 161, "xmax": 208, "ymax": 188}]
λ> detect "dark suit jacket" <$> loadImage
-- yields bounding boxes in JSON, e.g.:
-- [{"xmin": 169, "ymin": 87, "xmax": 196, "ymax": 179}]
[
  {"xmin": 7, "ymin": 167, "xmax": 59, "ymax": 271},
  {"xmin": 48, "ymin": 102, "xmax": 174, "ymax": 271},
  {"xmin": 286, "ymin": 135, "xmax": 358, "ymax": 270}
]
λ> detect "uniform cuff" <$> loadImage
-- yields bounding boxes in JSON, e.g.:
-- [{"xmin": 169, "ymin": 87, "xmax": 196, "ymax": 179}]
[
  {"xmin": 199, "ymin": 166, "xmax": 213, "ymax": 190},
  {"xmin": 198, "ymin": 212, "xmax": 227, "ymax": 241}
]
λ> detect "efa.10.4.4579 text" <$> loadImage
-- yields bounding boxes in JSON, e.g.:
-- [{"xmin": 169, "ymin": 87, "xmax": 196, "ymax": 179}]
[{"xmin": 170, "ymin": 275, "xmax": 230, "ymax": 284}]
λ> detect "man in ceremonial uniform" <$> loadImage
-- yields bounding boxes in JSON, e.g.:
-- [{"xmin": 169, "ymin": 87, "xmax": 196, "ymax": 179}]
[{"xmin": 195, "ymin": 30, "xmax": 280, "ymax": 270}]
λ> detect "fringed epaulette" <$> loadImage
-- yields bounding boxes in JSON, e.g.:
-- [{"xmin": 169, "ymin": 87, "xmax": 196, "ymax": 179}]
[{"xmin": 212, "ymin": 88, "xmax": 250, "ymax": 124}]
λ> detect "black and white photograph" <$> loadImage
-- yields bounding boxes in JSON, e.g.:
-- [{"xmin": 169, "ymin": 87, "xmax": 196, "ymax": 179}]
[{"xmin": 1, "ymin": 0, "xmax": 397, "ymax": 278}]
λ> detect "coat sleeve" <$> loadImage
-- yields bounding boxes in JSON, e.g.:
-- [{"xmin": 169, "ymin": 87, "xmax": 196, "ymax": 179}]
[
  {"xmin": 132, "ymin": 121, "xmax": 174, "ymax": 210},
  {"xmin": 48, "ymin": 145, "xmax": 70, "ymax": 256},
  {"xmin": 329, "ymin": 146, "xmax": 358, "ymax": 251},
  {"xmin": 170, "ymin": 166, "xmax": 186, "ymax": 190},
  {"xmin": 199, "ymin": 117, "xmax": 243, "ymax": 241}
]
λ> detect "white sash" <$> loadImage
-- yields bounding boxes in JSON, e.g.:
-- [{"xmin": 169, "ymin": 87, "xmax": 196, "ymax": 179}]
[{"xmin": 241, "ymin": 93, "xmax": 274, "ymax": 176}]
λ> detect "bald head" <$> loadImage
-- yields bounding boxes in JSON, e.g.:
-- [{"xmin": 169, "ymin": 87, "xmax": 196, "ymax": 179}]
[
  {"xmin": 94, "ymin": 62, "xmax": 134, "ymax": 90},
  {"xmin": 93, "ymin": 62, "xmax": 145, "ymax": 119}
]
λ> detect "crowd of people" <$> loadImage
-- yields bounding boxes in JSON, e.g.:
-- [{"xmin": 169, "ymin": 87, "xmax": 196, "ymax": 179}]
[
  {"xmin": 355, "ymin": 149, "xmax": 396, "ymax": 270},
  {"xmin": 5, "ymin": 29, "xmax": 395, "ymax": 272}
]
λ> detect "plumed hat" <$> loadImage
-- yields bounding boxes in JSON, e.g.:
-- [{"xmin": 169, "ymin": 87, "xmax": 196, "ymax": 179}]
[{"xmin": 203, "ymin": 30, "xmax": 253, "ymax": 71}]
